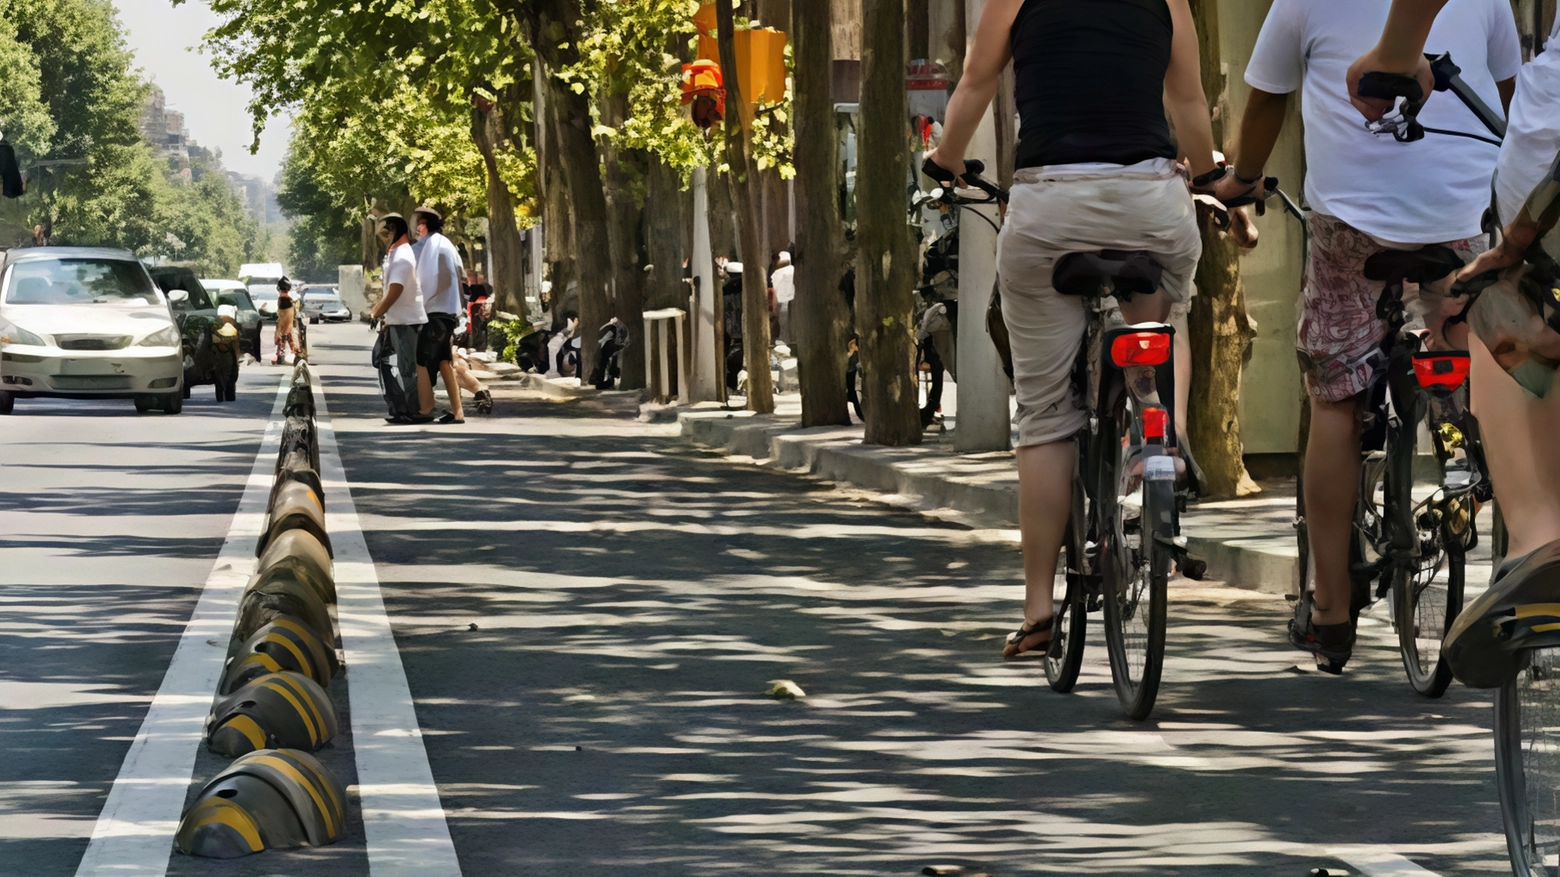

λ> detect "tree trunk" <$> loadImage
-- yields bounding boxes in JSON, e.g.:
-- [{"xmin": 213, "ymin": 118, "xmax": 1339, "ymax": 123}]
[
  {"xmin": 792, "ymin": 0, "xmax": 850, "ymax": 426},
  {"xmin": 470, "ymin": 100, "xmax": 526, "ymax": 317},
  {"xmin": 528, "ymin": 0, "xmax": 612, "ymax": 379},
  {"xmin": 540, "ymin": 81, "xmax": 574, "ymax": 329},
  {"xmin": 602, "ymin": 91, "xmax": 648, "ymax": 390},
  {"xmin": 644, "ymin": 157, "xmax": 689, "ymax": 314},
  {"xmin": 907, "ymin": 0, "xmax": 929, "ymax": 58},
  {"xmin": 1187, "ymin": 0, "xmax": 1258, "ymax": 497},
  {"xmin": 1189, "ymin": 204, "xmax": 1258, "ymax": 498},
  {"xmin": 716, "ymin": 0, "xmax": 776, "ymax": 413},
  {"xmin": 856, "ymin": 0, "xmax": 920, "ymax": 445}
]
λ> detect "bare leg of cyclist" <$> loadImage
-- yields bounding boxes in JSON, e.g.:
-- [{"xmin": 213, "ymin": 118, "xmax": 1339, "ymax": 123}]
[
  {"xmin": 1470, "ymin": 336, "xmax": 1560, "ymax": 559},
  {"xmin": 1305, "ymin": 395, "xmax": 1364, "ymax": 626},
  {"xmin": 1012, "ymin": 440, "xmax": 1075, "ymax": 656},
  {"xmin": 437, "ymin": 360, "xmax": 464, "ymax": 420}
]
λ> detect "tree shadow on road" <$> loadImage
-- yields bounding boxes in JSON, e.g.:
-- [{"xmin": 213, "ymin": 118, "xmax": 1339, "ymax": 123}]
[{"xmin": 311, "ymin": 359, "xmax": 1511, "ymax": 877}]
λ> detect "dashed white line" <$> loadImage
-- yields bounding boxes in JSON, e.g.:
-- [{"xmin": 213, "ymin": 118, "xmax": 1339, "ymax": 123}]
[
  {"xmin": 312, "ymin": 371, "xmax": 462, "ymax": 875},
  {"xmin": 74, "ymin": 380, "xmax": 288, "ymax": 877}
]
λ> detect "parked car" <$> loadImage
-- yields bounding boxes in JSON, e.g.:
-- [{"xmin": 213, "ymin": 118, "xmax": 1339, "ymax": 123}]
[
  {"xmin": 0, "ymin": 247, "xmax": 185, "ymax": 414},
  {"xmin": 301, "ymin": 288, "xmax": 351, "ymax": 323},
  {"xmin": 202, "ymin": 279, "xmax": 263, "ymax": 359},
  {"xmin": 149, "ymin": 265, "xmax": 239, "ymax": 402},
  {"xmin": 249, "ymin": 284, "xmax": 279, "ymax": 321}
]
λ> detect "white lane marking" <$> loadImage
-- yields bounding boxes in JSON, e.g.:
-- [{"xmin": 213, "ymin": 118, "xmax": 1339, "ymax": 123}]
[
  {"xmin": 312, "ymin": 372, "xmax": 463, "ymax": 875},
  {"xmin": 75, "ymin": 379, "xmax": 289, "ymax": 877},
  {"xmin": 1327, "ymin": 846, "xmax": 1441, "ymax": 875}
]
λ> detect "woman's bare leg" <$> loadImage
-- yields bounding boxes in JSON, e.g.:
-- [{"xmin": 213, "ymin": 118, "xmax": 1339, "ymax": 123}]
[{"xmin": 1469, "ymin": 336, "xmax": 1560, "ymax": 557}]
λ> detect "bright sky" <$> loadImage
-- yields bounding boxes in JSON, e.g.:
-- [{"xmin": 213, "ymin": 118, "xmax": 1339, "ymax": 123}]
[{"xmin": 113, "ymin": 0, "xmax": 293, "ymax": 182}]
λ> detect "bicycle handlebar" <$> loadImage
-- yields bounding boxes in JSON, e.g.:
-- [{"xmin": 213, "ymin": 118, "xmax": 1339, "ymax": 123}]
[
  {"xmin": 1359, "ymin": 53, "xmax": 1505, "ymax": 146},
  {"xmin": 921, "ymin": 157, "xmax": 1009, "ymax": 206}
]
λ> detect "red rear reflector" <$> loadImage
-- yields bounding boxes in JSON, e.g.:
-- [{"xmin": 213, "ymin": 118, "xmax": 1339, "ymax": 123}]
[
  {"xmin": 1412, "ymin": 352, "xmax": 1470, "ymax": 389},
  {"xmin": 1110, "ymin": 332, "xmax": 1172, "ymax": 368},
  {"xmin": 1142, "ymin": 407, "xmax": 1168, "ymax": 440}
]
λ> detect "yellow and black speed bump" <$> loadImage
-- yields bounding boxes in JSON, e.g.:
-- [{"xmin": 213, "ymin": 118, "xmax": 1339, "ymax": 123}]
[
  {"xmin": 220, "ymin": 615, "xmax": 338, "ymax": 694},
  {"xmin": 233, "ymin": 571, "xmax": 335, "ymax": 647},
  {"xmin": 285, "ymin": 381, "xmax": 315, "ymax": 419},
  {"xmin": 269, "ymin": 448, "xmax": 325, "ymax": 509},
  {"xmin": 207, "ymin": 671, "xmax": 339, "ymax": 756},
  {"xmin": 256, "ymin": 529, "xmax": 335, "ymax": 604},
  {"xmin": 176, "ymin": 748, "xmax": 346, "ymax": 857},
  {"xmin": 255, "ymin": 480, "xmax": 331, "ymax": 559},
  {"xmin": 277, "ymin": 414, "xmax": 320, "ymax": 475}
]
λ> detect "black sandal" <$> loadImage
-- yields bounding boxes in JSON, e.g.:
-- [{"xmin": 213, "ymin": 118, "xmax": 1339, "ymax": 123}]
[{"xmin": 1002, "ymin": 615, "xmax": 1055, "ymax": 659}]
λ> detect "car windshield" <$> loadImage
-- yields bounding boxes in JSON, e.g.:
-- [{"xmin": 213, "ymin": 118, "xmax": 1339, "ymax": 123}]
[
  {"xmin": 219, "ymin": 291, "xmax": 257, "ymax": 312},
  {"xmin": 305, "ymin": 293, "xmax": 342, "ymax": 303},
  {"xmin": 249, "ymin": 286, "xmax": 278, "ymax": 302},
  {"xmin": 3, "ymin": 259, "xmax": 162, "ymax": 306}
]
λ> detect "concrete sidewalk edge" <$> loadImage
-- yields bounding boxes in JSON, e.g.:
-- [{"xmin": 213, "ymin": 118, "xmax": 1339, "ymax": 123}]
[{"xmin": 679, "ymin": 407, "xmax": 1297, "ymax": 596}]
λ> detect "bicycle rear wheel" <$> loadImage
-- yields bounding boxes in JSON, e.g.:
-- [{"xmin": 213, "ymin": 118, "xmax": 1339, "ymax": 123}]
[
  {"xmin": 1495, "ymin": 648, "xmax": 1560, "ymax": 876},
  {"xmin": 1046, "ymin": 486, "xmax": 1090, "ymax": 693},
  {"xmin": 1101, "ymin": 400, "xmax": 1169, "ymax": 721}
]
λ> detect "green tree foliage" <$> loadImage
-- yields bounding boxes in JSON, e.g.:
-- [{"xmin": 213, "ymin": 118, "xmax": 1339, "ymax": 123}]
[
  {"xmin": 159, "ymin": 157, "xmax": 265, "ymax": 277},
  {"xmin": 0, "ymin": 1, "xmax": 55, "ymax": 161}
]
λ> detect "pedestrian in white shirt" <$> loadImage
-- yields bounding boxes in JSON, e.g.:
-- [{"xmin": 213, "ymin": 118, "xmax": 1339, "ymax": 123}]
[
  {"xmin": 1229, "ymin": 0, "xmax": 1519, "ymax": 671},
  {"xmin": 368, "ymin": 213, "xmax": 430, "ymax": 424},
  {"xmin": 771, "ymin": 251, "xmax": 795, "ymax": 344},
  {"xmin": 412, "ymin": 206, "xmax": 467, "ymax": 423}
]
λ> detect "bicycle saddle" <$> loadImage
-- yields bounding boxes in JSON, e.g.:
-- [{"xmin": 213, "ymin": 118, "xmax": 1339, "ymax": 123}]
[
  {"xmin": 1362, "ymin": 245, "xmax": 1465, "ymax": 285},
  {"xmin": 1442, "ymin": 538, "xmax": 1560, "ymax": 688},
  {"xmin": 1053, "ymin": 250, "xmax": 1164, "ymax": 298}
]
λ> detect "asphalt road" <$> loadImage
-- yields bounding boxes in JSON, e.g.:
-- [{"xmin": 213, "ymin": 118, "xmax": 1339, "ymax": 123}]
[{"xmin": 0, "ymin": 323, "xmax": 1519, "ymax": 876}]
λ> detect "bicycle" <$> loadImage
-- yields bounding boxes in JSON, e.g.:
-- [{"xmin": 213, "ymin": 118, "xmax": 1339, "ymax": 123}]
[
  {"xmin": 923, "ymin": 158, "xmax": 1208, "ymax": 720},
  {"xmin": 1284, "ymin": 53, "xmax": 1505, "ymax": 689}
]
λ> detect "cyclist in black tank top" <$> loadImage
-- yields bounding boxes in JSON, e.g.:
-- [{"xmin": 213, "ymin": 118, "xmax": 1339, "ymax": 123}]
[{"xmin": 928, "ymin": 0, "xmax": 1255, "ymax": 660}]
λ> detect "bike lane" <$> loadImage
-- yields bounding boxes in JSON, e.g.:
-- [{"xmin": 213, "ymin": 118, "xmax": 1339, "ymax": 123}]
[{"xmin": 311, "ymin": 324, "xmax": 1507, "ymax": 876}]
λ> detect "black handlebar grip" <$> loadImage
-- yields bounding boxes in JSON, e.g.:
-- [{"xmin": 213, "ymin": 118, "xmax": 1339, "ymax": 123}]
[
  {"xmin": 1450, "ymin": 268, "xmax": 1503, "ymax": 298},
  {"xmin": 921, "ymin": 157, "xmax": 957, "ymax": 186},
  {"xmin": 1358, "ymin": 72, "xmax": 1425, "ymax": 103}
]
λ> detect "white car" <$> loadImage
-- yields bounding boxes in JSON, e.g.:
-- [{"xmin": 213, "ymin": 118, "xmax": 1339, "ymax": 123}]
[{"xmin": 0, "ymin": 248, "xmax": 185, "ymax": 414}]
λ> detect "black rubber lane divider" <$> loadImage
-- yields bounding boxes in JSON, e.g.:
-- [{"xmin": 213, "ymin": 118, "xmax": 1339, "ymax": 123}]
[
  {"xmin": 175, "ymin": 748, "xmax": 347, "ymax": 858},
  {"xmin": 179, "ymin": 360, "xmax": 350, "ymax": 861}
]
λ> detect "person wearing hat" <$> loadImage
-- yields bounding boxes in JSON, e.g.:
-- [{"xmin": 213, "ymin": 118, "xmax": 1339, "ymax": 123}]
[
  {"xmin": 273, "ymin": 277, "xmax": 298, "ymax": 365},
  {"xmin": 368, "ymin": 213, "xmax": 430, "ymax": 423},
  {"xmin": 411, "ymin": 206, "xmax": 467, "ymax": 423}
]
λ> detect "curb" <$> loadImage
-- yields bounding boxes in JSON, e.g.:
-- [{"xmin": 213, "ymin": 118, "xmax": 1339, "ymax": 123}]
[{"xmin": 680, "ymin": 408, "xmax": 1297, "ymax": 596}]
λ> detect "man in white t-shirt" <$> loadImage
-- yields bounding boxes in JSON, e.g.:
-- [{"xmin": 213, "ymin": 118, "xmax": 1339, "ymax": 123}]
[
  {"xmin": 1348, "ymin": 4, "xmax": 1560, "ymax": 672},
  {"xmin": 770, "ymin": 251, "xmax": 794, "ymax": 344},
  {"xmin": 1230, "ymin": 0, "xmax": 1519, "ymax": 672},
  {"xmin": 412, "ymin": 206, "xmax": 467, "ymax": 423},
  {"xmin": 368, "ymin": 213, "xmax": 430, "ymax": 424}
]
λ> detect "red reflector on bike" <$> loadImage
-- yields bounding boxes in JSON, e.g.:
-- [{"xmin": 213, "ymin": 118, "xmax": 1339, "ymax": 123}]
[
  {"xmin": 1110, "ymin": 332, "xmax": 1171, "ymax": 367},
  {"xmin": 1142, "ymin": 407, "xmax": 1168, "ymax": 440},
  {"xmin": 1412, "ymin": 352, "xmax": 1470, "ymax": 390}
]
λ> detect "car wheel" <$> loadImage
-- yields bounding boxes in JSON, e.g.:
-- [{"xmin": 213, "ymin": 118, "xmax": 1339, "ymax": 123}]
[
  {"xmin": 181, "ymin": 380, "xmax": 192, "ymax": 400},
  {"xmin": 134, "ymin": 395, "xmax": 153, "ymax": 414},
  {"xmin": 0, "ymin": 392, "xmax": 13, "ymax": 414},
  {"xmin": 162, "ymin": 391, "xmax": 183, "ymax": 414}
]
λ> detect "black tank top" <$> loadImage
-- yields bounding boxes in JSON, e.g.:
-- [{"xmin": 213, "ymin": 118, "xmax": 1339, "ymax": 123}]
[{"xmin": 1012, "ymin": 0, "xmax": 1177, "ymax": 169}]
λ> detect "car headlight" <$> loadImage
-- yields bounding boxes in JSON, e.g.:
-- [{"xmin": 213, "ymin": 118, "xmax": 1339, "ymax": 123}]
[
  {"xmin": 0, "ymin": 322, "xmax": 46, "ymax": 346},
  {"xmin": 137, "ymin": 326, "xmax": 181, "ymax": 347}
]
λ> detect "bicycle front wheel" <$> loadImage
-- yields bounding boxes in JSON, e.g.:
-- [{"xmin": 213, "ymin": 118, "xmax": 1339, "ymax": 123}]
[
  {"xmin": 1046, "ymin": 516, "xmax": 1090, "ymax": 693},
  {"xmin": 1495, "ymin": 648, "xmax": 1560, "ymax": 876},
  {"xmin": 1101, "ymin": 406, "xmax": 1170, "ymax": 721},
  {"xmin": 1394, "ymin": 539, "xmax": 1465, "ymax": 697}
]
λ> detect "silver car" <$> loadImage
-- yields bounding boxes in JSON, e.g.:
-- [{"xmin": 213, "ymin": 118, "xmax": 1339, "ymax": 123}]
[
  {"xmin": 302, "ymin": 289, "xmax": 351, "ymax": 323},
  {"xmin": 0, "ymin": 248, "xmax": 185, "ymax": 414}
]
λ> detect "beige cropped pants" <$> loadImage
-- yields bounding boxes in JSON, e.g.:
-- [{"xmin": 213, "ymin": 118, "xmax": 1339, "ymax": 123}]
[{"xmin": 996, "ymin": 162, "xmax": 1202, "ymax": 447}]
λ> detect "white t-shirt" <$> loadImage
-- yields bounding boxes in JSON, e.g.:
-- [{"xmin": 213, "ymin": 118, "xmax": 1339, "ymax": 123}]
[
  {"xmin": 1246, "ymin": 0, "xmax": 1521, "ymax": 243},
  {"xmin": 771, "ymin": 263, "xmax": 795, "ymax": 305},
  {"xmin": 382, "ymin": 242, "xmax": 426, "ymax": 326},
  {"xmin": 1495, "ymin": 18, "xmax": 1560, "ymax": 225},
  {"xmin": 412, "ymin": 231, "xmax": 464, "ymax": 316}
]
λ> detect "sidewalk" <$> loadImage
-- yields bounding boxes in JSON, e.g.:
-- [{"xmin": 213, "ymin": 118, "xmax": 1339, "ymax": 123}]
[{"xmin": 681, "ymin": 393, "xmax": 1299, "ymax": 595}]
